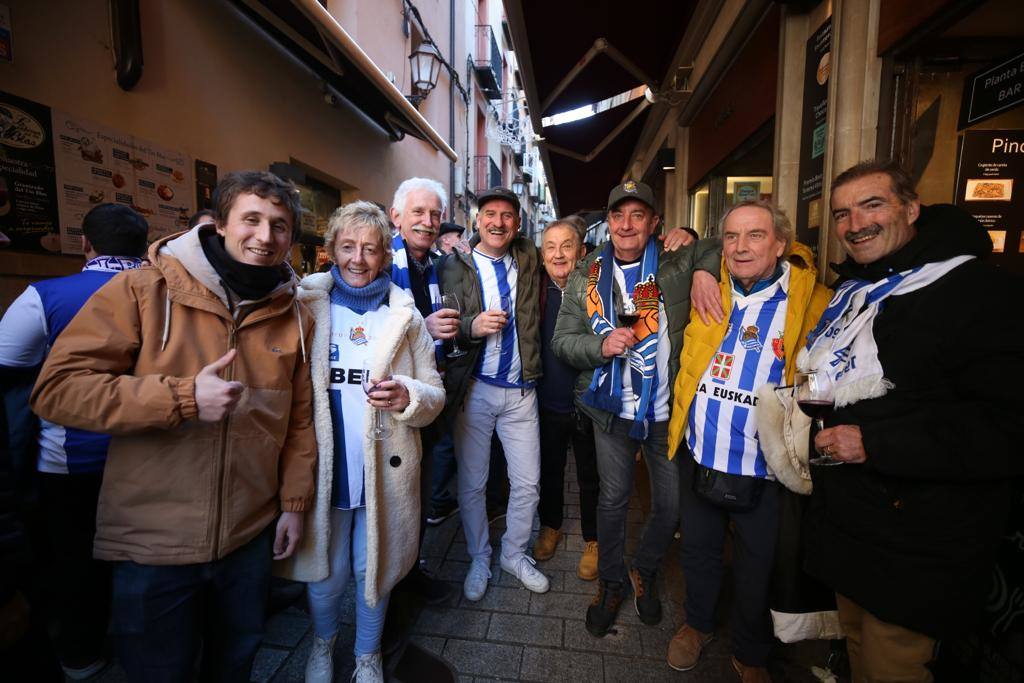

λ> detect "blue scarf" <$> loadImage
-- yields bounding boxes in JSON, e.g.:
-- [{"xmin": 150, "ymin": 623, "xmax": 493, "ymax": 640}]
[
  {"xmin": 390, "ymin": 233, "xmax": 443, "ymax": 363},
  {"xmin": 329, "ymin": 266, "xmax": 390, "ymax": 314},
  {"xmin": 580, "ymin": 238, "xmax": 661, "ymax": 439}
]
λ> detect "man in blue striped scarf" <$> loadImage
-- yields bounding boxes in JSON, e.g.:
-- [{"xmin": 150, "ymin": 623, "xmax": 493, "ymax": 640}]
[
  {"xmin": 385, "ymin": 177, "xmax": 458, "ymax": 610},
  {"xmin": 553, "ymin": 181, "xmax": 721, "ymax": 638}
]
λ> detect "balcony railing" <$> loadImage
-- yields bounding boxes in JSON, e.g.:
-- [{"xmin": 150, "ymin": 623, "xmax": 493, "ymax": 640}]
[
  {"xmin": 472, "ymin": 155, "xmax": 502, "ymax": 195},
  {"xmin": 473, "ymin": 25, "xmax": 503, "ymax": 100}
]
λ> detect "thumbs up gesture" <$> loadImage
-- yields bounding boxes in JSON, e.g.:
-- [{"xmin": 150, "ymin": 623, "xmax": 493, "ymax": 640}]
[{"xmin": 195, "ymin": 349, "xmax": 245, "ymax": 422}]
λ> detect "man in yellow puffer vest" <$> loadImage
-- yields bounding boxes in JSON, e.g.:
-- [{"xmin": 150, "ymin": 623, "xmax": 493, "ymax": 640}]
[{"xmin": 664, "ymin": 201, "xmax": 831, "ymax": 680}]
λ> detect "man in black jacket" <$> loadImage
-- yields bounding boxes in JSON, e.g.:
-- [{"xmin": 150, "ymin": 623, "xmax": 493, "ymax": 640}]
[{"xmin": 805, "ymin": 160, "xmax": 1024, "ymax": 682}]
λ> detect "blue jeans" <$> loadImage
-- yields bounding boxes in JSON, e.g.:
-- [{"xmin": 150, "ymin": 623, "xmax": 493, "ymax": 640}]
[
  {"xmin": 678, "ymin": 453, "xmax": 780, "ymax": 666},
  {"xmin": 593, "ymin": 418, "xmax": 679, "ymax": 584},
  {"xmin": 306, "ymin": 507, "xmax": 389, "ymax": 656},
  {"xmin": 110, "ymin": 525, "xmax": 273, "ymax": 683}
]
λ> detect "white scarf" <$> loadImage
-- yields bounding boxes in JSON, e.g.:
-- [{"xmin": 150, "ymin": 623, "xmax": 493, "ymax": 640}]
[{"xmin": 797, "ymin": 255, "xmax": 973, "ymax": 407}]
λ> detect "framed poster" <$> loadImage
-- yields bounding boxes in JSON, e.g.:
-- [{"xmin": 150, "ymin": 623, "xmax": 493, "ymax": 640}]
[
  {"xmin": 794, "ymin": 18, "xmax": 832, "ymax": 250},
  {"xmin": 0, "ymin": 90, "xmax": 60, "ymax": 252},
  {"xmin": 52, "ymin": 112, "xmax": 193, "ymax": 253}
]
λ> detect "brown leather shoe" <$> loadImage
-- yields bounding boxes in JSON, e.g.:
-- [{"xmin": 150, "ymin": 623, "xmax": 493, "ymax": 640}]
[
  {"xmin": 577, "ymin": 541, "xmax": 598, "ymax": 580},
  {"xmin": 731, "ymin": 656, "xmax": 772, "ymax": 683},
  {"xmin": 533, "ymin": 526, "xmax": 561, "ymax": 561},
  {"xmin": 667, "ymin": 624, "xmax": 714, "ymax": 671}
]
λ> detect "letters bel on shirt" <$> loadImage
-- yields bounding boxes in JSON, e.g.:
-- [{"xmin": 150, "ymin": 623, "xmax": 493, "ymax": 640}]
[{"xmin": 327, "ymin": 303, "xmax": 390, "ymax": 509}]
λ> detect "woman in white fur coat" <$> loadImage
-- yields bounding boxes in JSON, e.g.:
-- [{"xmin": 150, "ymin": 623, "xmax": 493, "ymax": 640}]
[{"xmin": 275, "ymin": 201, "xmax": 444, "ymax": 683}]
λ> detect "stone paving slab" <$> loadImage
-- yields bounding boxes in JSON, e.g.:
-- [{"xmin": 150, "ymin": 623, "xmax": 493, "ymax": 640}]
[
  {"xmin": 442, "ymin": 639, "xmax": 523, "ymax": 678},
  {"xmin": 519, "ymin": 646, "xmax": 603, "ymax": 682},
  {"xmin": 487, "ymin": 613, "xmax": 564, "ymax": 647}
]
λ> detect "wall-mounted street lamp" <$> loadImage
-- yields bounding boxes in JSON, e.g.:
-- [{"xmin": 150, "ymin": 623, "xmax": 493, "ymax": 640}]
[
  {"xmin": 408, "ymin": 41, "xmax": 442, "ymax": 107},
  {"xmin": 512, "ymin": 176, "xmax": 525, "ymax": 196}
]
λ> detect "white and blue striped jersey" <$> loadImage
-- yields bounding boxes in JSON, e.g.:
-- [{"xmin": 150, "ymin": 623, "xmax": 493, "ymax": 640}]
[
  {"xmin": 471, "ymin": 249, "xmax": 529, "ymax": 388},
  {"xmin": 0, "ymin": 257, "xmax": 142, "ymax": 474},
  {"xmin": 328, "ymin": 303, "xmax": 390, "ymax": 510},
  {"xmin": 616, "ymin": 260, "xmax": 671, "ymax": 423},
  {"xmin": 685, "ymin": 265, "xmax": 791, "ymax": 477}
]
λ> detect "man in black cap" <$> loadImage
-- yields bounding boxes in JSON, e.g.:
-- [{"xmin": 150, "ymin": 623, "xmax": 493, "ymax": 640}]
[
  {"xmin": 434, "ymin": 221, "xmax": 465, "ymax": 255},
  {"xmin": 440, "ymin": 187, "xmax": 550, "ymax": 602},
  {"xmin": 553, "ymin": 180, "xmax": 720, "ymax": 637}
]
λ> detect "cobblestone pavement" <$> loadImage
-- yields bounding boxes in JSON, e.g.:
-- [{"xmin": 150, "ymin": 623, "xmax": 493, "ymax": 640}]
[{"xmin": 92, "ymin": 461, "xmax": 834, "ymax": 682}]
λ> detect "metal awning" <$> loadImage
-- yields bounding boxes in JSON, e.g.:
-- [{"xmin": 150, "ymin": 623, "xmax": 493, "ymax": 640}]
[
  {"xmin": 230, "ymin": 0, "xmax": 457, "ymax": 162},
  {"xmin": 505, "ymin": 0, "xmax": 698, "ymax": 215}
]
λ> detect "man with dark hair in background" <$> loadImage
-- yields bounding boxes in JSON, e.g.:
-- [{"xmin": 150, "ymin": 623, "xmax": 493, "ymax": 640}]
[
  {"xmin": 31, "ymin": 171, "xmax": 316, "ymax": 682},
  {"xmin": 0, "ymin": 202, "xmax": 148, "ymax": 679}
]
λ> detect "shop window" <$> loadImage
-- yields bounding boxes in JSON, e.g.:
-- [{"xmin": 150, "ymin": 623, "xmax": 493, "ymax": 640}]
[{"xmin": 878, "ymin": 0, "xmax": 1024, "ymax": 273}]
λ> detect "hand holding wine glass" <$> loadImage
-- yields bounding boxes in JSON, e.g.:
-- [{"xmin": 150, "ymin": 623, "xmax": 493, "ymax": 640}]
[
  {"xmin": 795, "ymin": 370, "xmax": 840, "ymax": 466},
  {"xmin": 440, "ymin": 293, "xmax": 467, "ymax": 358},
  {"xmin": 361, "ymin": 360, "xmax": 392, "ymax": 441},
  {"xmin": 488, "ymin": 294, "xmax": 512, "ymax": 350},
  {"xmin": 614, "ymin": 296, "xmax": 640, "ymax": 359}
]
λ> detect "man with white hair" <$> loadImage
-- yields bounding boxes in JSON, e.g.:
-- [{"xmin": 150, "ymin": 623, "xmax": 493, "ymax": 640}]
[{"xmin": 386, "ymin": 178, "xmax": 458, "ymax": 607}]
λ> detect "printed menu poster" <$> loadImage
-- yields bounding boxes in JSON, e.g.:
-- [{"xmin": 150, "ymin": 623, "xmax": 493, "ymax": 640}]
[
  {"xmin": 795, "ymin": 18, "xmax": 832, "ymax": 251},
  {"xmin": 52, "ymin": 112, "xmax": 193, "ymax": 253},
  {"xmin": 0, "ymin": 90, "xmax": 60, "ymax": 251},
  {"xmin": 954, "ymin": 129, "xmax": 1024, "ymax": 274}
]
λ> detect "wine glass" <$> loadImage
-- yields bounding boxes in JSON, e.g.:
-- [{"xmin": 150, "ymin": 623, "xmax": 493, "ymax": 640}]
[
  {"xmin": 795, "ymin": 370, "xmax": 840, "ymax": 466},
  {"xmin": 441, "ymin": 293, "xmax": 466, "ymax": 358},
  {"xmin": 489, "ymin": 294, "xmax": 512, "ymax": 350},
  {"xmin": 361, "ymin": 360, "xmax": 391, "ymax": 441},
  {"xmin": 615, "ymin": 296, "xmax": 639, "ymax": 359}
]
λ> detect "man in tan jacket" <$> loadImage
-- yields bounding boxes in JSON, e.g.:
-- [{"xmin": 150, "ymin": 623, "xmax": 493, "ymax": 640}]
[{"xmin": 31, "ymin": 170, "xmax": 316, "ymax": 682}]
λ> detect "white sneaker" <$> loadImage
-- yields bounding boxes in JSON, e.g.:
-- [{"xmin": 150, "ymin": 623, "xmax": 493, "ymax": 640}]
[
  {"xmin": 305, "ymin": 633, "xmax": 336, "ymax": 683},
  {"xmin": 62, "ymin": 659, "xmax": 108, "ymax": 680},
  {"xmin": 463, "ymin": 557, "xmax": 492, "ymax": 601},
  {"xmin": 501, "ymin": 554, "xmax": 550, "ymax": 594},
  {"xmin": 351, "ymin": 652, "xmax": 384, "ymax": 683}
]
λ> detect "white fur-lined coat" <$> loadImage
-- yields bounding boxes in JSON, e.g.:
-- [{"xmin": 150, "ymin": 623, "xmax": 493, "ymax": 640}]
[{"xmin": 274, "ymin": 274, "xmax": 445, "ymax": 606}]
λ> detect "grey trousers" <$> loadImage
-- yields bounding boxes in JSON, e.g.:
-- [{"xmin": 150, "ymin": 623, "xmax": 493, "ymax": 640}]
[{"xmin": 453, "ymin": 381, "xmax": 540, "ymax": 563}]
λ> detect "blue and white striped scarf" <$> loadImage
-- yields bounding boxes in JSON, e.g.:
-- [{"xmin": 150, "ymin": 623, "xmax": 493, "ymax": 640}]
[
  {"xmin": 798, "ymin": 255, "xmax": 973, "ymax": 407},
  {"xmin": 83, "ymin": 256, "xmax": 143, "ymax": 273},
  {"xmin": 390, "ymin": 233, "xmax": 443, "ymax": 362},
  {"xmin": 581, "ymin": 238, "xmax": 661, "ymax": 439}
]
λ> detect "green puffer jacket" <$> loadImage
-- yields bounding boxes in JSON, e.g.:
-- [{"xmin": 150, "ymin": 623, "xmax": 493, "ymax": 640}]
[
  {"xmin": 551, "ymin": 237, "xmax": 721, "ymax": 432},
  {"xmin": 439, "ymin": 235, "xmax": 541, "ymax": 424}
]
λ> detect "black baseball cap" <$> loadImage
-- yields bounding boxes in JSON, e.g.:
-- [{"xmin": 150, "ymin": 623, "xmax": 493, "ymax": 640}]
[
  {"xmin": 607, "ymin": 180, "xmax": 656, "ymax": 212},
  {"xmin": 439, "ymin": 222, "xmax": 465, "ymax": 237},
  {"xmin": 476, "ymin": 187, "xmax": 521, "ymax": 214}
]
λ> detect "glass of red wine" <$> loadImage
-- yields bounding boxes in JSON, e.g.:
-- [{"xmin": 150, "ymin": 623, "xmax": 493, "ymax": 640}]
[
  {"xmin": 795, "ymin": 370, "xmax": 841, "ymax": 466},
  {"xmin": 616, "ymin": 297, "xmax": 639, "ymax": 359}
]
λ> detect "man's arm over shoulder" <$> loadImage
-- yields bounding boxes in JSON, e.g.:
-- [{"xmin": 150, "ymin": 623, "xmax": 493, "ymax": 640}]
[
  {"xmin": 277, "ymin": 311, "xmax": 316, "ymax": 512},
  {"xmin": 552, "ymin": 265, "xmax": 606, "ymax": 370},
  {"xmin": 30, "ymin": 272, "xmax": 199, "ymax": 435}
]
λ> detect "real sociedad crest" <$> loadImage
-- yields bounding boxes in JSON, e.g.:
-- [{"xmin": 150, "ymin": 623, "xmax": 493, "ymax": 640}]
[
  {"xmin": 739, "ymin": 325, "xmax": 763, "ymax": 352},
  {"xmin": 350, "ymin": 325, "xmax": 368, "ymax": 346}
]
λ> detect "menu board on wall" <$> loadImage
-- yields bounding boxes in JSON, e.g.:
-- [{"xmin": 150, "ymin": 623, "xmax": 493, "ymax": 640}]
[
  {"xmin": 52, "ymin": 113, "xmax": 194, "ymax": 254},
  {"xmin": 795, "ymin": 18, "xmax": 832, "ymax": 251},
  {"xmin": 954, "ymin": 130, "xmax": 1024, "ymax": 273},
  {"xmin": 0, "ymin": 90, "xmax": 61, "ymax": 251}
]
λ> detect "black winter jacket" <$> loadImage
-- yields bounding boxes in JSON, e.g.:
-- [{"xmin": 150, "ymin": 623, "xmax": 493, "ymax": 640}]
[{"xmin": 805, "ymin": 204, "xmax": 1024, "ymax": 639}]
